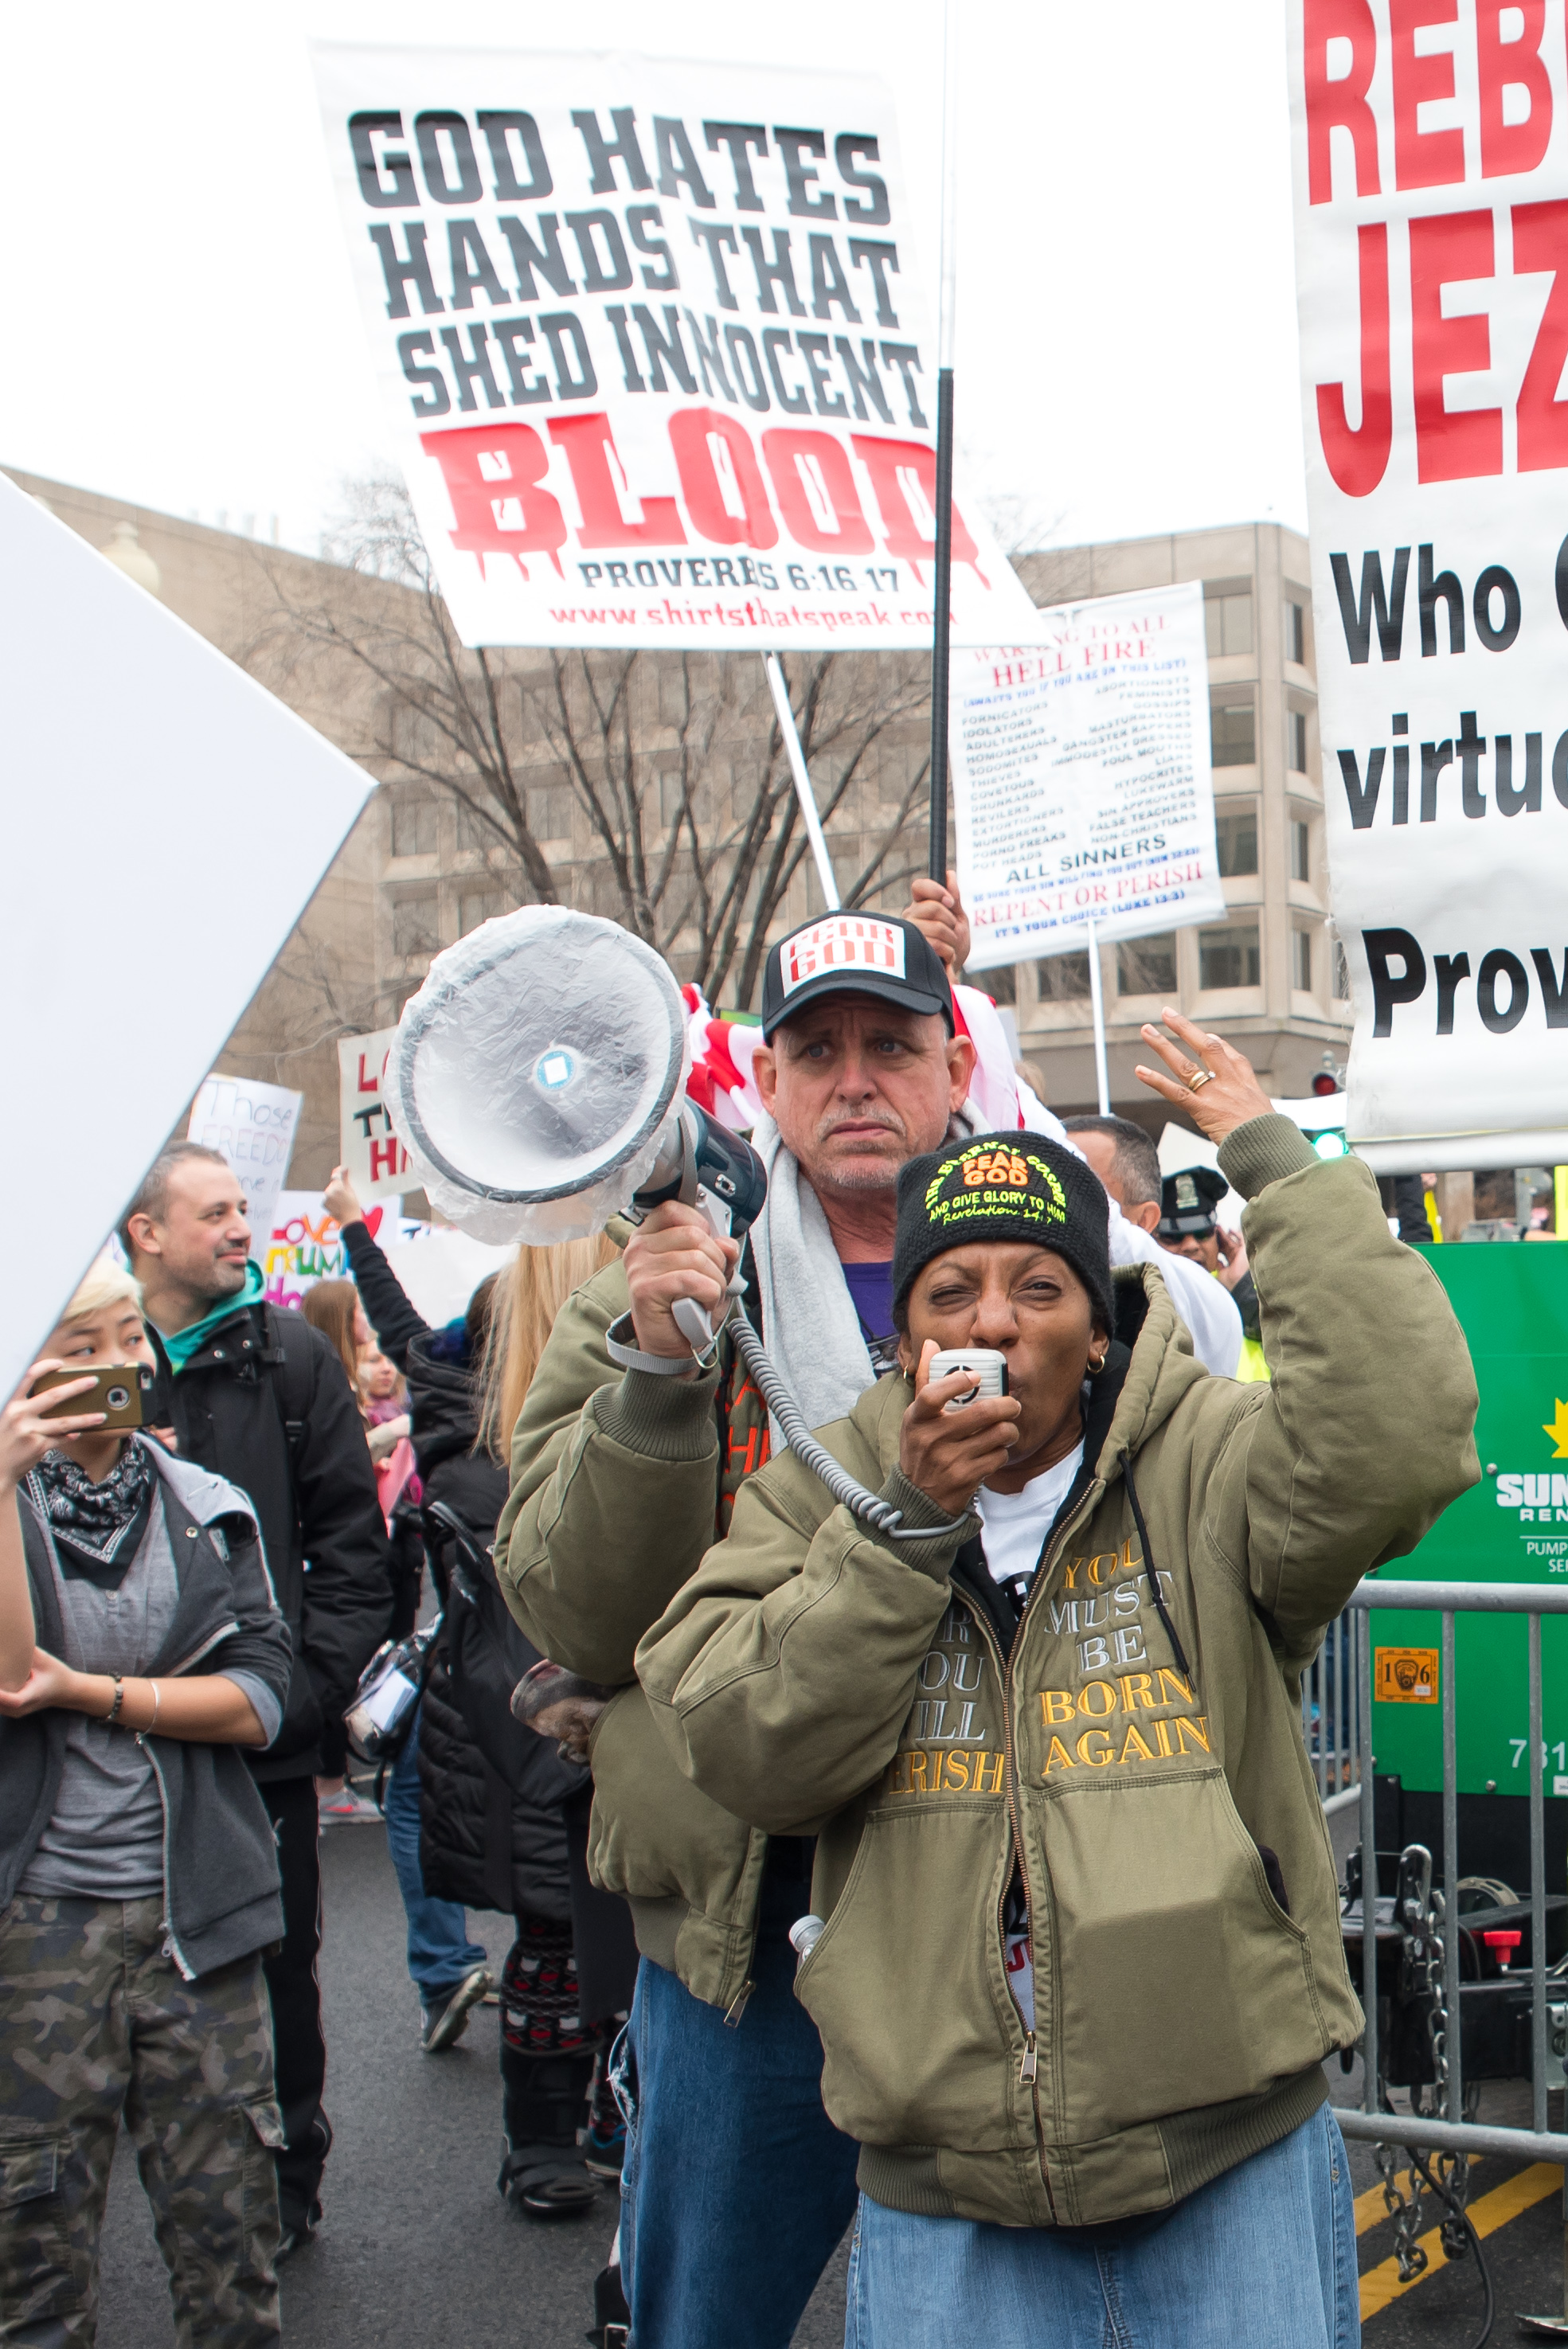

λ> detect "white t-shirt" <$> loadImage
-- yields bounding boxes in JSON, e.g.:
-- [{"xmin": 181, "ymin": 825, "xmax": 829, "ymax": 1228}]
[{"xmin": 973, "ymin": 1445, "xmax": 1085, "ymax": 1589}]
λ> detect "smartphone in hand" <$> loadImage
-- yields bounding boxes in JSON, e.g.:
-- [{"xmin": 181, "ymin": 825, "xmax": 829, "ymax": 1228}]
[{"xmin": 31, "ymin": 1365, "xmax": 151, "ymax": 1430}]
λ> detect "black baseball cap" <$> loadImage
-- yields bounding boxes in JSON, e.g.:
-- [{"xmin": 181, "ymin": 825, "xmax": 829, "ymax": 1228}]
[
  {"xmin": 1158, "ymin": 1164, "xmax": 1228, "ymax": 1242},
  {"xmin": 760, "ymin": 914, "xmax": 954, "ymax": 1040}
]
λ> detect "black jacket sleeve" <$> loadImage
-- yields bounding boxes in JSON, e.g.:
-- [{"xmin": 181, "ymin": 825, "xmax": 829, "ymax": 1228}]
[
  {"xmin": 291, "ymin": 1328, "xmax": 393, "ymax": 1711},
  {"xmin": 342, "ymin": 1220, "xmax": 430, "ymax": 1373}
]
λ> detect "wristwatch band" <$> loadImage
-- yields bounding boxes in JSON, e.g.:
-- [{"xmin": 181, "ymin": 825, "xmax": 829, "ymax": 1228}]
[{"xmin": 604, "ymin": 1312, "xmax": 699, "ymax": 1377}]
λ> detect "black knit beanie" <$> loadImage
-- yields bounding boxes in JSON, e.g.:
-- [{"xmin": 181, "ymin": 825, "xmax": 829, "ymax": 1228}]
[{"xmin": 892, "ymin": 1132, "xmax": 1113, "ymax": 1331}]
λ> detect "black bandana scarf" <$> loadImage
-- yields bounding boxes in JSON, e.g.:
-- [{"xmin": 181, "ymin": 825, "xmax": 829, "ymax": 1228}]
[{"xmin": 29, "ymin": 1439, "xmax": 155, "ymax": 1590}]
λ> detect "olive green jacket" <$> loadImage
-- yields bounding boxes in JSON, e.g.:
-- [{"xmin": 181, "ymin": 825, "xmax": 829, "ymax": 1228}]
[
  {"xmin": 495, "ymin": 1242, "xmax": 778, "ymax": 2012},
  {"xmin": 635, "ymin": 1119, "xmax": 1480, "ymax": 2228}
]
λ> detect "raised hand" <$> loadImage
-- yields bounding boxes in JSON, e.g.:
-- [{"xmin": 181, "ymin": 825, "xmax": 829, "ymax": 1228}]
[
  {"xmin": 323, "ymin": 1166, "xmax": 366, "ymax": 1229},
  {"xmin": 1135, "ymin": 1010, "xmax": 1275, "ymax": 1143},
  {"xmin": 0, "ymin": 1363, "xmax": 104, "ymax": 1491},
  {"xmin": 902, "ymin": 872, "xmax": 972, "ymax": 979}
]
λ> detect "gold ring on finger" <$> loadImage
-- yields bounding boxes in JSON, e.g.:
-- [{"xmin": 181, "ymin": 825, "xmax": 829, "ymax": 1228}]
[{"xmin": 1187, "ymin": 1068, "xmax": 1215, "ymax": 1093}]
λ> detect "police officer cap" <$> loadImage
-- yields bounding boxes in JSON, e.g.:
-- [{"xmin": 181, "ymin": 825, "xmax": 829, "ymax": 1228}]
[{"xmin": 1157, "ymin": 1163, "xmax": 1227, "ymax": 1242}]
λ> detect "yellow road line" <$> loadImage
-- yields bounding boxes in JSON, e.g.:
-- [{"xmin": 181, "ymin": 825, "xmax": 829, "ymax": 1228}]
[{"xmin": 1361, "ymin": 2162, "xmax": 1562, "ymax": 2321}]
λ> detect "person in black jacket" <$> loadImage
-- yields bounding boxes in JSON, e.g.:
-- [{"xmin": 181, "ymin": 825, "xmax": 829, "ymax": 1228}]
[
  {"xmin": 124, "ymin": 1143, "xmax": 392, "ymax": 2255},
  {"xmin": 326, "ymin": 1167, "xmax": 610, "ymax": 2219}
]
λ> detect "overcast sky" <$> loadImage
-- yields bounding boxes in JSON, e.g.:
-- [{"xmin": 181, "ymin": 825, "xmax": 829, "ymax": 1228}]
[{"xmin": 2, "ymin": 0, "xmax": 1308, "ymax": 558}]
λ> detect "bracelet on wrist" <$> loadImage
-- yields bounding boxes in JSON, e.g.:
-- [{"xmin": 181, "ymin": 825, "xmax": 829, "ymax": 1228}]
[{"xmin": 105, "ymin": 1675, "xmax": 124, "ymax": 1724}]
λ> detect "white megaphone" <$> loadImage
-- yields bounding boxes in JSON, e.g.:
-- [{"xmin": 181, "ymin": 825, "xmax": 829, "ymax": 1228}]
[{"xmin": 386, "ymin": 905, "xmax": 963, "ymax": 1540}]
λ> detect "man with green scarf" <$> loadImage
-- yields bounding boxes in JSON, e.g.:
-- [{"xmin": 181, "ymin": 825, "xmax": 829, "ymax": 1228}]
[{"xmin": 125, "ymin": 1142, "xmax": 391, "ymax": 2256}]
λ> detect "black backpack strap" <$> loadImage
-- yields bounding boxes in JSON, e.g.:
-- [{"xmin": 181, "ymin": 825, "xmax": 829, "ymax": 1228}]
[{"xmin": 258, "ymin": 1303, "xmax": 315, "ymax": 1474}]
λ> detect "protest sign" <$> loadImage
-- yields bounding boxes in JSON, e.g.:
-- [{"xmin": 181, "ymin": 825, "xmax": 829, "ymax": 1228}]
[
  {"xmin": 264, "ymin": 1193, "xmax": 353, "ymax": 1308},
  {"xmin": 951, "ymin": 582, "xmax": 1224, "ymax": 971},
  {"xmin": 187, "ymin": 1076, "xmax": 303, "ymax": 1261},
  {"xmin": 1289, "ymin": 1, "xmax": 1568, "ymax": 1166},
  {"xmin": 338, "ymin": 1027, "xmax": 413, "ymax": 1203},
  {"xmin": 263, "ymin": 1191, "xmax": 419, "ymax": 1310},
  {"xmin": 310, "ymin": 44, "xmax": 1050, "ymax": 651},
  {"xmin": 0, "ymin": 476, "xmax": 372, "ymax": 1398}
]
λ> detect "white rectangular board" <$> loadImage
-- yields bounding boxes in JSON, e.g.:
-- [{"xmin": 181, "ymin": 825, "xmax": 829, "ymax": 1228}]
[
  {"xmin": 0, "ymin": 475, "xmax": 373, "ymax": 1397},
  {"xmin": 311, "ymin": 42, "xmax": 1052, "ymax": 651},
  {"xmin": 951, "ymin": 582, "xmax": 1225, "ymax": 970},
  {"xmin": 1288, "ymin": 0, "xmax": 1568, "ymax": 1160},
  {"xmin": 187, "ymin": 1073, "xmax": 303, "ymax": 1264},
  {"xmin": 338, "ymin": 1026, "xmax": 413, "ymax": 1203}
]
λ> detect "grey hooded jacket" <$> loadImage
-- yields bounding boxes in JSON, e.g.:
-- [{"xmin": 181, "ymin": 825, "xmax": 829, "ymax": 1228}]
[{"xmin": 2, "ymin": 1442, "xmax": 292, "ymax": 1977}]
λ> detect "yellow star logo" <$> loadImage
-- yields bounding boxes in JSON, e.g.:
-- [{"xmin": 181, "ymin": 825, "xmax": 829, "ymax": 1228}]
[{"xmin": 1545, "ymin": 1401, "xmax": 1568, "ymax": 1459}]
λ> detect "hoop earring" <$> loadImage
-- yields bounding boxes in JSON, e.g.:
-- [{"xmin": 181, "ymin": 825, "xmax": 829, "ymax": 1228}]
[{"xmin": 1088, "ymin": 1349, "xmax": 1108, "ymax": 1374}]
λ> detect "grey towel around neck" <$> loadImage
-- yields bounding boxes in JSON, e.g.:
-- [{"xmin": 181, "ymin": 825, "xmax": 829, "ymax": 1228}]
[{"xmin": 747, "ymin": 1114, "xmax": 878, "ymax": 1444}]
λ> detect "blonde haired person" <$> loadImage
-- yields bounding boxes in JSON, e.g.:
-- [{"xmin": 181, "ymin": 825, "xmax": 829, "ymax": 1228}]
[
  {"xmin": 477, "ymin": 1233, "xmax": 620, "ymax": 1462},
  {"xmin": 0, "ymin": 1257, "xmax": 291, "ymax": 2344}
]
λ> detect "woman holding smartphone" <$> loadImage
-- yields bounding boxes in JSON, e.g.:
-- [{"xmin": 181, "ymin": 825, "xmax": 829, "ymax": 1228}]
[{"xmin": 0, "ymin": 1257, "xmax": 292, "ymax": 2346}]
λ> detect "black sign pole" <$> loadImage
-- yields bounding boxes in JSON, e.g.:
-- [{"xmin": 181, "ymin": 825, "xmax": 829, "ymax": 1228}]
[{"xmin": 927, "ymin": 0, "xmax": 959, "ymax": 887}]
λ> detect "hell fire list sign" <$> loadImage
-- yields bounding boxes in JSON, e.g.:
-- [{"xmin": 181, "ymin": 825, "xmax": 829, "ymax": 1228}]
[
  {"xmin": 312, "ymin": 44, "xmax": 1049, "ymax": 651},
  {"xmin": 951, "ymin": 581, "xmax": 1224, "ymax": 972},
  {"xmin": 1291, "ymin": 0, "xmax": 1568, "ymax": 1155}
]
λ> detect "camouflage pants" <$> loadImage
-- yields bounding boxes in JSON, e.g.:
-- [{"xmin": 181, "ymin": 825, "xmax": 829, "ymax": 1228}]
[{"xmin": 0, "ymin": 1894, "xmax": 282, "ymax": 2348}]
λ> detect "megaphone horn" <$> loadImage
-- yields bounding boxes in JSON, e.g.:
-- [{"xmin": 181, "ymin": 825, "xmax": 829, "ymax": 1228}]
[{"xmin": 385, "ymin": 906, "xmax": 693, "ymax": 1245}]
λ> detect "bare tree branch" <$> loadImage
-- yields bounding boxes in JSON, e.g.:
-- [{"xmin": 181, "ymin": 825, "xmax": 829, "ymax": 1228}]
[{"xmin": 244, "ymin": 471, "xmax": 936, "ymax": 1010}]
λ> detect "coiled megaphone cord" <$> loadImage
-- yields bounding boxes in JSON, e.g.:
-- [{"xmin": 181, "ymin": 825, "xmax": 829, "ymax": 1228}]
[{"xmin": 726, "ymin": 1315, "xmax": 971, "ymax": 1546}]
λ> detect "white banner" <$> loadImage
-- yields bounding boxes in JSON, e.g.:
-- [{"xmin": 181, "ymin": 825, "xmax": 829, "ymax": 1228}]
[
  {"xmin": 338, "ymin": 1027, "xmax": 413, "ymax": 1203},
  {"xmin": 311, "ymin": 44, "xmax": 1050, "ymax": 651},
  {"xmin": 186, "ymin": 1076, "xmax": 303, "ymax": 1264},
  {"xmin": 951, "ymin": 583, "xmax": 1224, "ymax": 971},
  {"xmin": 1289, "ymin": 0, "xmax": 1568, "ymax": 1157}
]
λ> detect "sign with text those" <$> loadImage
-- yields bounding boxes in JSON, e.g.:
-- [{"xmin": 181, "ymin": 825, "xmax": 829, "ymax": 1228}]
[
  {"xmin": 311, "ymin": 44, "xmax": 1050, "ymax": 651},
  {"xmin": 1289, "ymin": 1, "xmax": 1568, "ymax": 1158},
  {"xmin": 338, "ymin": 1027, "xmax": 413, "ymax": 1203},
  {"xmin": 186, "ymin": 1076, "xmax": 303, "ymax": 1267},
  {"xmin": 951, "ymin": 582, "xmax": 1224, "ymax": 971}
]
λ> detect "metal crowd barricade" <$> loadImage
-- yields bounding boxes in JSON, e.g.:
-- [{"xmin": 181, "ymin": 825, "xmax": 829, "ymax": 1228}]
[
  {"xmin": 1339, "ymin": 1576, "xmax": 1568, "ymax": 2170},
  {"xmin": 1304, "ymin": 1604, "xmax": 1365, "ymax": 1815}
]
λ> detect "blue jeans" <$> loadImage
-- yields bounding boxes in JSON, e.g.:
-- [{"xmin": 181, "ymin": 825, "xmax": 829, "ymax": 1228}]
[
  {"xmin": 383, "ymin": 1704, "xmax": 490, "ymax": 1999},
  {"xmin": 844, "ymin": 2102, "xmax": 1358, "ymax": 2349},
  {"xmin": 617, "ymin": 1905, "xmax": 860, "ymax": 2349}
]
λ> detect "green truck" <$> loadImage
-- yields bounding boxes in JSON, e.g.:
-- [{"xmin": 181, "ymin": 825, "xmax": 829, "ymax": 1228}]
[{"xmin": 1367, "ymin": 1244, "xmax": 1568, "ymax": 1882}]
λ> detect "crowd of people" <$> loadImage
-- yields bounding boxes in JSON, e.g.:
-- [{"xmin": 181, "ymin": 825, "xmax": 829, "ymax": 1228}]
[{"xmin": 0, "ymin": 879, "xmax": 1480, "ymax": 2349}]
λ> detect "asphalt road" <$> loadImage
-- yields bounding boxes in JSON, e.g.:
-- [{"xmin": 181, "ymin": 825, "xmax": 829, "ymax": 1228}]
[
  {"xmin": 97, "ymin": 1812, "xmax": 849, "ymax": 2349},
  {"xmin": 96, "ymin": 1808, "xmax": 1568, "ymax": 2347}
]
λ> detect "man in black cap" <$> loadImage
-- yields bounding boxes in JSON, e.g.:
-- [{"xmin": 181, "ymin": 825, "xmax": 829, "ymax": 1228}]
[
  {"xmin": 496, "ymin": 913, "xmax": 976, "ymax": 2349},
  {"xmin": 1159, "ymin": 1165, "xmax": 1267, "ymax": 1380}
]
